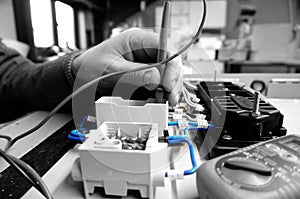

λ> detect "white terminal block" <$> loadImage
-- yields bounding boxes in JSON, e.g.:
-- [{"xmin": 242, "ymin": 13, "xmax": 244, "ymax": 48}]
[
  {"xmin": 86, "ymin": 115, "xmax": 96, "ymax": 123},
  {"xmin": 167, "ymin": 169, "xmax": 185, "ymax": 181},
  {"xmin": 178, "ymin": 119, "xmax": 189, "ymax": 130},
  {"xmin": 192, "ymin": 97, "xmax": 201, "ymax": 103},
  {"xmin": 172, "ymin": 113, "xmax": 183, "ymax": 120},
  {"xmin": 96, "ymin": 97, "xmax": 168, "ymax": 133},
  {"xmin": 176, "ymin": 103, "xmax": 189, "ymax": 111},
  {"xmin": 72, "ymin": 121, "xmax": 169, "ymax": 199},
  {"xmin": 195, "ymin": 104, "xmax": 205, "ymax": 112},
  {"xmin": 174, "ymin": 108, "xmax": 184, "ymax": 114},
  {"xmin": 190, "ymin": 93, "xmax": 201, "ymax": 103},
  {"xmin": 197, "ymin": 120, "xmax": 209, "ymax": 129},
  {"xmin": 195, "ymin": 114, "xmax": 206, "ymax": 120}
]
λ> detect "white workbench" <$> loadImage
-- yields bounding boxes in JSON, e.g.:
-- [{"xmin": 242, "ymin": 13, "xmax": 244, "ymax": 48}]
[{"xmin": 0, "ymin": 98, "xmax": 299, "ymax": 199}]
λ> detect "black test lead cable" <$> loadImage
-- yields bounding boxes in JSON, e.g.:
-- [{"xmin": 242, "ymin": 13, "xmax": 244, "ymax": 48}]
[
  {"xmin": 5, "ymin": 0, "xmax": 207, "ymax": 151},
  {"xmin": 9, "ymin": 154, "xmax": 54, "ymax": 199},
  {"xmin": 0, "ymin": 148, "xmax": 53, "ymax": 199}
]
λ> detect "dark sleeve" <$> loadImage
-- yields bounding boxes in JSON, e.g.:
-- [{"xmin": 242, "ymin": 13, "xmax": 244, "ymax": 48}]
[{"xmin": 0, "ymin": 41, "xmax": 82, "ymax": 122}]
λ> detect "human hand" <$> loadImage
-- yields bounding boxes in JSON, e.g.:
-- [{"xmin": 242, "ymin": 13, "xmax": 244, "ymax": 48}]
[{"xmin": 72, "ymin": 28, "xmax": 182, "ymax": 106}]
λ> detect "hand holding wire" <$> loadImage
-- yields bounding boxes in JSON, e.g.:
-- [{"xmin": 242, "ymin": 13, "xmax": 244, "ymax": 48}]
[
  {"xmin": 155, "ymin": 0, "xmax": 172, "ymax": 103},
  {"xmin": 5, "ymin": 0, "xmax": 207, "ymax": 150}
]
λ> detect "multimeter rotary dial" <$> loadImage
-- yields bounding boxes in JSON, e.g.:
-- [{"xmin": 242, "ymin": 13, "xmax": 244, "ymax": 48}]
[{"xmin": 220, "ymin": 157, "xmax": 273, "ymax": 187}]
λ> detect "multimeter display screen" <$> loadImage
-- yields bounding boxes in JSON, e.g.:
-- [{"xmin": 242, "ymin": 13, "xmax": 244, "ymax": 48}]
[{"xmin": 286, "ymin": 139, "xmax": 300, "ymax": 151}]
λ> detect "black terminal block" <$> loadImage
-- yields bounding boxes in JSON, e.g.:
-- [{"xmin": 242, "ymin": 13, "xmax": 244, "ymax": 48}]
[{"xmin": 195, "ymin": 81, "xmax": 286, "ymax": 158}]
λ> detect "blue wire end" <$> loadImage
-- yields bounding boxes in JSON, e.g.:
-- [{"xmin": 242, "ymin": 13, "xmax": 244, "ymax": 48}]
[
  {"xmin": 168, "ymin": 121, "xmax": 178, "ymax": 126},
  {"xmin": 208, "ymin": 124, "xmax": 214, "ymax": 128}
]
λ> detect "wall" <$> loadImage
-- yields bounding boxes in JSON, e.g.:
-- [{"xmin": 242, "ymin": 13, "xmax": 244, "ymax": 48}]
[
  {"xmin": 117, "ymin": 0, "xmax": 162, "ymax": 29},
  {"xmin": 119, "ymin": 0, "xmax": 300, "ymax": 42},
  {"xmin": 117, "ymin": 0, "xmax": 227, "ymax": 40},
  {"xmin": 292, "ymin": 0, "xmax": 300, "ymax": 25},
  {"xmin": 224, "ymin": 0, "xmax": 294, "ymax": 39},
  {"xmin": 0, "ymin": 0, "xmax": 17, "ymax": 40}
]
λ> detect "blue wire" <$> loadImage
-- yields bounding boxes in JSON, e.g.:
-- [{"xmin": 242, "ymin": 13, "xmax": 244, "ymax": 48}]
[
  {"xmin": 68, "ymin": 134, "xmax": 86, "ymax": 142},
  {"xmin": 165, "ymin": 138, "xmax": 197, "ymax": 176},
  {"xmin": 168, "ymin": 125, "xmax": 212, "ymax": 140},
  {"xmin": 165, "ymin": 124, "xmax": 216, "ymax": 176},
  {"xmin": 184, "ymin": 127, "xmax": 200, "ymax": 136},
  {"xmin": 70, "ymin": 130, "xmax": 86, "ymax": 138},
  {"xmin": 168, "ymin": 121, "xmax": 178, "ymax": 126},
  {"xmin": 168, "ymin": 121, "xmax": 215, "ymax": 128},
  {"xmin": 168, "ymin": 135, "xmax": 186, "ymax": 140},
  {"xmin": 68, "ymin": 129, "xmax": 87, "ymax": 142},
  {"xmin": 168, "ymin": 121, "xmax": 198, "ymax": 126},
  {"xmin": 188, "ymin": 121, "xmax": 198, "ymax": 126}
]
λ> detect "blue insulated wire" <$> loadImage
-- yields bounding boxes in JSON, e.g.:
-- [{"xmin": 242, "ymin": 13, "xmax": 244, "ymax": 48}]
[
  {"xmin": 70, "ymin": 129, "xmax": 86, "ymax": 138},
  {"xmin": 168, "ymin": 125, "xmax": 212, "ymax": 140},
  {"xmin": 168, "ymin": 121, "xmax": 178, "ymax": 126},
  {"xmin": 165, "ymin": 138, "xmax": 197, "ymax": 176},
  {"xmin": 68, "ymin": 134, "xmax": 86, "ymax": 142},
  {"xmin": 168, "ymin": 121, "xmax": 198, "ymax": 126}
]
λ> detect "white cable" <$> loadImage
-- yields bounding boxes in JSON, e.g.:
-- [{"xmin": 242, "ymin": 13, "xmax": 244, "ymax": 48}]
[
  {"xmin": 182, "ymin": 87, "xmax": 204, "ymax": 111},
  {"xmin": 182, "ymin": 88, "xmax": 196, "ymax": 107},
  {"xmin": 183, "ymin": 114, "xmax": 197, "ymax": 122},
  {"xmin": 183, "ymin": 79, "xmax": 197, "ymax": 90}
]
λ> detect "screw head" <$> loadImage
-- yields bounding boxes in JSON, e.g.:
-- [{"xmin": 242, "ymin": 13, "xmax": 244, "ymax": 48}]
[{"xmin": 222, "ymin": 134, "xmax": 232, "ymax": 140}]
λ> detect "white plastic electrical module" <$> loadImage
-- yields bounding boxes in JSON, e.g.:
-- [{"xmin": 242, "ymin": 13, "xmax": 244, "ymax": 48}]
[
  {"xmin": 95, "ymin": 97, "xmax": 168, "ymax": 132},
  {"xmin": 72, "ymin": 97, "xmax": 170, "ymax": 199}
]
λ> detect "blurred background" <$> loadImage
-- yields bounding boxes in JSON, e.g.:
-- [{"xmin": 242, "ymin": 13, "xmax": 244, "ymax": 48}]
[{"xmin": 0, "ymin": 0, "xmax": 300, "ymax": 74}]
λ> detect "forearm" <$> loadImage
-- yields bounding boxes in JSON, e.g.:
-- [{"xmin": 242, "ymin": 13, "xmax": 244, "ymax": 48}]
[{"xmin": 0, "ymin": 42, "xmax": 80, "ymax": 122}]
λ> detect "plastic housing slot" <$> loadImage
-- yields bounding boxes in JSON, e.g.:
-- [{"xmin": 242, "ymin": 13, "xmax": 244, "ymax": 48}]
[
  {"xmin": 95, "ymin": 97, "xmax": 168, "ymax": 134},
  {"xmin": 105, "ymin": 123, "xmax": 151, "ymax": 140}
]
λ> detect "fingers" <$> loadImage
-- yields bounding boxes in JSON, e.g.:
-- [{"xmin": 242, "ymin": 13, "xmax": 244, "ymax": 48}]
[
  {"xmin": 75, "ymin": 27, "xmax": 182, "ymax": 105},
  {"xmin": 167, "ymin": 75, "xmax": 183, "ymax": 106},
  {"xmin": 113, "ymin": 58, "xmax": 161, "ymax": 90},
  {"xmin": 120, "ymin": 28, "xmax": 159, "ymax": 62},
  {"xmin": 160, "ymin": 55, "xmax": 183, "ymax": 106},
  {"xmin": 118, "ymin": 29, "xmax": 183, "ymax": 105},
  {"xmin": 168, "ymin": 92, "xmax": 178, "ymax": 107},
  {"xmin": 132, "ymin": 66, "xmax": 160, "ymax": 90},
  {"xmin": 161, "ymin": 55, "xmax": 183, "ymax": 92}
]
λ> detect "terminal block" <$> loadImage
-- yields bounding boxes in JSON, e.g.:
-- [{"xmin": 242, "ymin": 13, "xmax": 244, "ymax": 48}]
[
  {"xmin": 72, "ymin": 121, "xmax": 169, "ymax": 199},
  {"xmin": 72, "ymin": 96, "xmax": 170, "ymax": 199}
]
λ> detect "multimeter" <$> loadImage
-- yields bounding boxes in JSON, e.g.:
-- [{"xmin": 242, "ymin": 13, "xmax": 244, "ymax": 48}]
[{"xmin": 197, "ymin": 134, "xmax": 300, "ymax": 199}]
